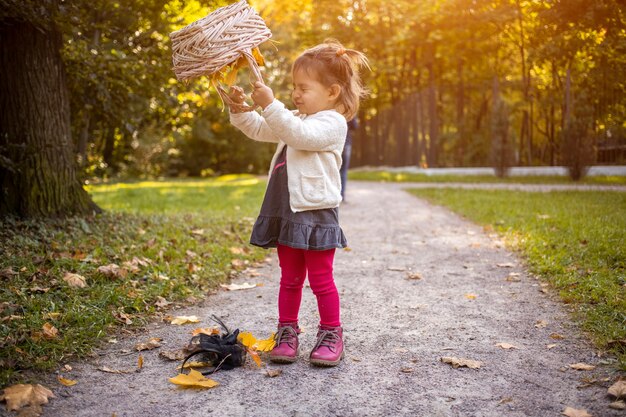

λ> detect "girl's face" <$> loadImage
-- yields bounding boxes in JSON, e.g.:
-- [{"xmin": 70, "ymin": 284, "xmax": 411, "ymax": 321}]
[{"xmin": 291, "ymin": 68, "xmax": 340, "ymax": 115}]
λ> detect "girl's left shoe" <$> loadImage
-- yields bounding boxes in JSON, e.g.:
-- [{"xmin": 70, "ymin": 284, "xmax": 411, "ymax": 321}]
[{"xmin": 309, "ymin": 325, "xmax": 344, "ymax": 367}]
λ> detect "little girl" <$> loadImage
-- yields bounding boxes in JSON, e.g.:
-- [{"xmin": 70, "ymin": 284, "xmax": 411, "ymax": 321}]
[{"xmin": 228, "ymin": 39, "xmax": 368, "ymax": 367}]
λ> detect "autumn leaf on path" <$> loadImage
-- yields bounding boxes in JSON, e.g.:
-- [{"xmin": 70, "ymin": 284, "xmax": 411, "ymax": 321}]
[
  {"xmin": 171, "ymin": 316, "xmax": 200, "ymax": 325},
  {"xmin": 135, "ymin": 337, "xmax": 162, "ymax": 351},
  {"xmin": 97, "ymin": 366, "xmax": 132, "ymax": 374},
  {"xmin": 160, "ymin": 349, "xmax": 187, "ymax": 361},
  {"xmin": 57, "ymin": 376, "xmax": 77, "ymax": 386},
  {"xmin": 137, "ymin": 355, "xmax": 144, "ymax": 370},
  {"xmin": 63, "ymin": 272, "xmax": 87, "ymax": 288},
  {"xmin": 0, "ymin": 383, "xmax": 55, "ymax": 412},
  {"xmin": 497, "ymin": 262, "xmax": 515, "ymax": 268},
  {"xmin": 569, "ymin": 363, "xmax": 596, "ymax": 371},
  {"xmin": 220, "ymin": 282, "xmax": 258, "ymax": 291},
  {"xmin": 406, "ymin": 272, "xmax": 423, "ymax": 280},
  {"xmin": 608, "ymin": 380, "xmax": 626, "ymax": 399},
  {"xmin": 169, "ymin": 369, "xmax": 219, "ymax": 389},
  {"xmin": 464, "ymin": 293, "xmax": 477, "ymax": 300},
  {"xmin": 495, "ymin": 343, "xmax": 518, "ymax": 350},
  {"xmin": 237, "ymin": 332, "xmax": 276, "ymax": 352},
  {"xmin": 535, "ymin": 320, "xmax": 548, "ymax": 328},
  {"xmin": 266, "ymin": 369, "xmax": 282, "ymax": 378},
  {"xmin": 441, "ymin": 356, "xmax": 482, "ymax": 369},
  {"xmin": 192, "ymin": 327, "xmax": 220, "ymax": 336},
  {"xmin": 177, "ymin": 361, "xmax": 212, "ymax": 370},
  {"xmin": 562, "ymin": 407, "xmax": 592, "ymax": 417}
]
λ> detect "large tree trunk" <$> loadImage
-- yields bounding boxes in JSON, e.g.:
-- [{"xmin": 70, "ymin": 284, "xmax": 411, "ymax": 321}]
[{"xmin": 0, "ymin": 20, "xmax": 98, "ymax": 217}]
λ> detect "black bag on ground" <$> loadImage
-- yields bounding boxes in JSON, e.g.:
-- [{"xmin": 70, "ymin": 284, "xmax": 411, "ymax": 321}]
[{"xmin": 181, "ymin": 315, "xmax": 247, "ymax": 375}]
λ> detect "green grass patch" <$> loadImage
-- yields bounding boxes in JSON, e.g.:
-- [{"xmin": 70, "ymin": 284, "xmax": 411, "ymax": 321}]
[
  {"xmin": 0, "ymin": 175, "xmax": 267, "ymax": 386},
  {"xmin": 350, "ymin": 170, "xmax": 626, "ymax": 185},
  {"xmin": 407, "ymin": 188, "xmax": 626, "ymax": 369}
]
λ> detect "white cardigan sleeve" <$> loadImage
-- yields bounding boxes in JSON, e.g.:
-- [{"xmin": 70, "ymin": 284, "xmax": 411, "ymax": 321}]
[
  {"xmin": 261, "ymin": 100, "xmax": 347, "ymax": 152},
  {"xmin": 229, "ymin": 110, "xmax": 280, "ymax": 144}
]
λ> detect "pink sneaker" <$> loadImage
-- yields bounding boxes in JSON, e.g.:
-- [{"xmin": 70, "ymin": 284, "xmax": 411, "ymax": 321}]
[
  {"xmin": 310, "ymin": 325, "xmax": 344, "ymax": 367},
  {"xmin": 269, "ymin": 322, "xmax": 300, "ymax": 363}
]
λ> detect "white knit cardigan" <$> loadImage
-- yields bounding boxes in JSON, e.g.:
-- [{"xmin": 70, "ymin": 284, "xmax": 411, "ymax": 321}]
[{"xmin": 230, "ymin": 99, "xmax": 347, "ymax": 213}]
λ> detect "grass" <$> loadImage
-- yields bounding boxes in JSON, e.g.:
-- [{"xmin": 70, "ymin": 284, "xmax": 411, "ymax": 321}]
[
  {"xmin": 349, "ymin": 170, "xmax": 626, "ymax": 185},
  {"xmin": 407, "ymin": 188, "xmax": 626, "ymax": 369},
  {"xmin": 0, "ymin": 175, "xmax": 267, "ymax": 386}
]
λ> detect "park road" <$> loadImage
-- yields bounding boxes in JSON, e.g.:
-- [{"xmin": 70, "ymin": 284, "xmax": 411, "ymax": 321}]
[{"xmin": 41, "ymin": 181, "xmax": 621, "ymax": 417}]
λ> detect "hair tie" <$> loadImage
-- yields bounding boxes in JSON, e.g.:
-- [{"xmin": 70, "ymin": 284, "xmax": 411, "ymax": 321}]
[{"xmin": 336, "ymin": 47, "xmax": 346, "ymax": 57}]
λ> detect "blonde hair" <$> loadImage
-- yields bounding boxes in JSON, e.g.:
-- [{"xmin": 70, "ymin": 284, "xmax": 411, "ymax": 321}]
[{"xmin": 292, "ymin": 39, "xmax": 369, "ymax": 120}]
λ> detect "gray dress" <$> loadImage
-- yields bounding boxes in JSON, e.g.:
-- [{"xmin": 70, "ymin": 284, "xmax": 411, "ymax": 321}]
[{"xmin": 250, "ymin": 147, "xmax": 347, "ymax": 251}]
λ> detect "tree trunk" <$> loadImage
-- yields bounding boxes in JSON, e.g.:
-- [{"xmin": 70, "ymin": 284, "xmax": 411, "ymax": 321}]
[
  {"xmin": 0, "ymin": 20, "xmax": 98, "ymax": 217},
  {"xmin": 425, "ymin": 44, "xmax": 439, "ymax": 167}
]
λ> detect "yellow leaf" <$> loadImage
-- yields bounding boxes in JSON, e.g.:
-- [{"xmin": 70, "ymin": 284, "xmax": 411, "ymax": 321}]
[
  {"xmin": 177, "ymin": 361, "xmax": 212, "ymax": 370},
  {"xmin": 42, "ymin": 323, "xmax": 58, "ymax": 340},
  {"xmin": 464, "ymin": 293, "xmax": 477, "ymax": 300},
  {"xmin": 248, "ymin": 349, "xmax": 262, "ymax": 368},
  {"xmin": 254, "ymin": 333, "xmax": 276, "ymax": 352},
  {"xmin": 495, "ymin": 343, "xmax": 518, "ymax": 350},
  {"xmin": 0, "ymin": 384, "xmax": 55, "ymax": 411},
  {"xmin": 237, "ymin": 331, "xmax": 257, "ymax": 348},
  {"xmin": 63, "ymin": 272, "xmax": 87, "ymax": 288},
  {"xmin": 251, "ymin": 47, "xmax": 265, "ymax": 66},
  {"xmin": 135, "ymin": 337, "xmax": 162, "ymax": 351},
  {"xmin": 57, "ymin": 376, "xmax": 77, "ymax": 387},
  {"xmin": 170, "ymin": 315, "xmax": 200, "ymax": 325},
  {"xmin": 168, "ymin": 369, "xmax": 219, "ymax": 389},
  {"xmin": 137, "ymin": 354, "xmax": 144, "ymax": 370}
]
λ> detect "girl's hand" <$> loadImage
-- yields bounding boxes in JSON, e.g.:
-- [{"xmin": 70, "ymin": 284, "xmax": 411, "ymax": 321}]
[{"xmin": 250, "ymin": 81, "xmax": 274, "ymax": 110}]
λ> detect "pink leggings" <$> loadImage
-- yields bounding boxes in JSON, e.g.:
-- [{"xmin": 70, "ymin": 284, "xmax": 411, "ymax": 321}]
[{"xmin": 277, "ymin": 244, "xmax": 341, "ymax": 327}]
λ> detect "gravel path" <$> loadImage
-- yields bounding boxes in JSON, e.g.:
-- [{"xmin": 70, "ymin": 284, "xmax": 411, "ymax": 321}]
[{"xmin": 39, "ymin": 182, "xmax": 621, "ymax": 417}]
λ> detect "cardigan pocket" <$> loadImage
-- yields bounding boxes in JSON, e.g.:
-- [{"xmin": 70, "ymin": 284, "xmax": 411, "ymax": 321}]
[{"xmin": 301, "ymin": 174, "xmax": 326, "ymax": 203}]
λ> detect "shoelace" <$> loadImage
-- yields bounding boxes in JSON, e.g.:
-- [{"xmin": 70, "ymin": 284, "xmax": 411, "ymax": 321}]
[
  {"xmin": 275, "ymin": 326, "xmax": 298, "ymax": 348},
  {"xmin": 312, "ymin": 329, "xmax": 340, "ymax": 352}
]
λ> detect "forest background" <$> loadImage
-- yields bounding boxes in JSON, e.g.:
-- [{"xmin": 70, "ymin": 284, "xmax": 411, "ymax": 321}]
[{"xmin": 1, "ymin": 0, "xmax": 625, "ymax": 184}]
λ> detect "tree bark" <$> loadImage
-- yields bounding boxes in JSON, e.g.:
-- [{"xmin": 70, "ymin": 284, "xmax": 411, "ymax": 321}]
[{"xmin": 0, "ymin": 20, "xmax": 98, "ymax": 217}]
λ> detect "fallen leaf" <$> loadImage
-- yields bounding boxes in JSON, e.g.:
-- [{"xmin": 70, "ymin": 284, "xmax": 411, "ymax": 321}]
[
  {"xmin": 57, "ymin": 376, "xmax": 76, "ymax": 387},
  {"xmin": 400, "ymin": 367, "xmax": 414, "ymax": 373},
  {"xmin": 171, "ymin": 316, "xmax": 200, "ymax": 325},
  {"xmin": 0, "ymin": 384, "xmax": 55, "ymax": 411},
  {"xmin": 43, "ymin": 312, "xmax": 61, "ymax": 320},
  {"xmin": 609, "ymin": 400, "xmax": 625, "ymax": 410},
  {"xmin": 168, "ymin": 369, "xmax": 219, "ymax": 389},
  {"xmin": 237, "ymin": 332, "xmax": 276, "ymax": 352},
  {"xmin": 97, "ymin": 366, "xmax": 131, "ymax": 374},
  {"xmin": 550, "ymin": 333, "xmax": 566, "ymax": 340},
  {"xmin": 535, "ymin": 320, "xmax": 548, "ymax": 328},
  {"xmin": 220, "ymin": 282, "xmax": 257, "ymax": 291},
  {"xmin": 441, "ymin": 357, "xmax": 482, "ymax": 369},
  {"xmin": 231, "ymin": 259, "xmax": 246, "ymax": 269},
  {"xmin": 495, "ymin": 343, "xmax": 518, "ymax": 350},
  {"xmin": 569, "ymin": 363, "xmax": 596, "ymax": 371},
  {"xmin": 97, "ymin": 264, "xmax": 128, "ymax": 279},
  {"xmin": 178, "ymin": 361, "xmax": 212, "ymax": 369},
  {"xmin": 137, "ymin": 355, "xmax": 144, "ymax": 370},
  {"xmin": 160, "ymin": 349, "xmax": 187, "ymax": 361},
  {"xmin": 266, "ymin": 369, "xmax": 282, "ymax": 378},
  {"xmin": 192, "ymin": 327, "xmax": 220, "ymax": 336},
  {"xmin": 562, "ymin": 407, "xmax": 592, "ymax": 417},
  {"xmin": 506, "ymin": 272, "xmax": 521, "ymax": 282},
  {"xmin": 608, "ymin": 380, "xmax": 626, "ymax": 399},
  {"xmin": 42, "ymin": 323, "xmax": 58, "ymax": 340},
  {"xmin": 229, "ymin": 247, "xmax": 246, "ymax": 255},
  {"xmin": 387, "ymin": 266, "xmax": 406, "ymax": 271},
  {"xmin": 547, "ymin": 344, "xmax": 558, "ymax": 349},
  {"xmin": 247, "ymin": 349, "xmax": 262, "ymax": 367},
  {"xmin": 114, "ymin": 311, "xmax": 132, "ymax": 325},
  {"xmin": 154, "ymin": 296, "xmax": 171, "ymax": 309},
  {"xmin": 191, "ymin": 229, "xmax": 205, "ymax": 236},
  {"xmin": 63, "ymin": 272, "xmax": 87, "ymax": 288},
  {"xmin": 406, "ymin": 272, "xmax": 423, "ymax": 280},
  {"xmin": 497, "ymin": 262, "xmax": 515, "ymax": 268},
  {"xmin": 135, "ymin": 337, "xmax": 162, "ymax": 351},
  {"xmin": 464, "ymin": 293, "xmax": 477, "ymax": 300}
]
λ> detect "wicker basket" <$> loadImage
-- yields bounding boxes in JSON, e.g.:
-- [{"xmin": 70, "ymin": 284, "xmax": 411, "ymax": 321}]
[{"xmin": 170, "ymin": 0, "xmax": 272, "ymax": 110}]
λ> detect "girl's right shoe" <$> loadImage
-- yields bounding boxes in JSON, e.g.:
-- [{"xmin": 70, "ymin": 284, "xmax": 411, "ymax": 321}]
[{"xmin": 269, "ymin": 322, "xmax": 300, "ymax": 363}]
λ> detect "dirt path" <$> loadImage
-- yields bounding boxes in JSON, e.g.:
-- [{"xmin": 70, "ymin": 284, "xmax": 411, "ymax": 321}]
[{"xmin": 40, "ymin": 182, "xmax": 620, "ymax": 417}]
